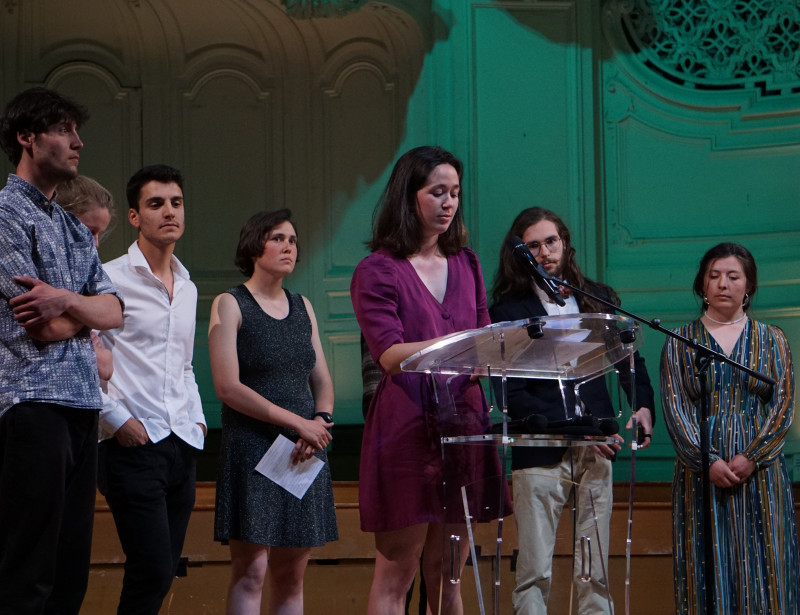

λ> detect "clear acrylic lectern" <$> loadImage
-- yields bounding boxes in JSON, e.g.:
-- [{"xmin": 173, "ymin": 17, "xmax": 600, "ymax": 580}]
[{"xmin": 401, "ymin": 314, "xmax": 642, "ymax": 615}]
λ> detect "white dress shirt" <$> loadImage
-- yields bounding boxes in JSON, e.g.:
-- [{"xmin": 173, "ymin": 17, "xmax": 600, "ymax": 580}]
[
  {"xmin": 535, "ymin": 283, "xmax": 581, "ymax": 413},
  {"xmin": 98, "ymin": 241, "xmax": 206, "ymax": 449},
  {"xmin": 534, "ymin": 284, "xmax": 579, "ymax": 316}
]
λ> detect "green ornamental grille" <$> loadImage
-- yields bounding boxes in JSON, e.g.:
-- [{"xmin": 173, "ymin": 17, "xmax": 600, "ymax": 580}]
[{"xmin": 612, "ymin": 0, "xmax": 800, "ymax": 93}]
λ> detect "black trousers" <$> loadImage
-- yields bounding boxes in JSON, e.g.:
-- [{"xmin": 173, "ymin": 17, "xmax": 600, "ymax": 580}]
[
  {"xmin": 98, "ymin": 433, "xmax": 196, "ymax": 615},
  {"xmin": 0, "ymin": 402, "xmax": 99, "ymax": 615}
]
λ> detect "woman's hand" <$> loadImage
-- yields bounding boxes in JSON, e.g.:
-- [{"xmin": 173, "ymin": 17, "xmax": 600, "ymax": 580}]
[
  {"xmin": 728, "ymin": 454, "xmax": 756, "ymax": 482},
  {"xmin": 709, "ymin": 459, "xmax": 741, "ymax": 488},
  {"xmin": 291, "ymin": 417, "xmax": 333, "ymax": 464},
  {"xmin": 296, "ymin": 418, "xmax": 332, "ymax": 452},
  {"xmin": 291, "ymin": 438, "xmax": 318, "ymax": 464},
  {"xmin": 92, "ymin": 331, "xmax": 114, "ymax": 381}
]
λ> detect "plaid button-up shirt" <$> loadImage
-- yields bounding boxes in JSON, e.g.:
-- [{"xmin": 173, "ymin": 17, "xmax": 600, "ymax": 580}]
[{"xmin": 0, "ymin": 174, "xmax": 121, "ymax": 416}]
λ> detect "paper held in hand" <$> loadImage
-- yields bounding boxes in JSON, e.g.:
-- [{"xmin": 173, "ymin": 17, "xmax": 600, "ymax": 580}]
[{"xmin": 255, "ymin": 434, "xmax": 325, "ymax": 499}]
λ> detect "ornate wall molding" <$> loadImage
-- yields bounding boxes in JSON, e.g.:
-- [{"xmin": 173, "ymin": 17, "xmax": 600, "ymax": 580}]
[
  {"xmin": 0, "ymin": 0, "xmax": 431, "ymax": 426},
  {"xmin": 599, "ymin": 0, "xmax": 800, "ymax": 327},
  {"xmin": 283, "ymin": 0, "xmax": 367, "ymax": 19},
  {"xmin": 608, "ymin": 0, "xmax": 800, "ymax": 96}
]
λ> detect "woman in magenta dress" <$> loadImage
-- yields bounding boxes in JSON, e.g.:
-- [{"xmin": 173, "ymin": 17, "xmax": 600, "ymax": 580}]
[{"xmin": 351, "ymin": 145, "xmax": 508, "ymax": 615}]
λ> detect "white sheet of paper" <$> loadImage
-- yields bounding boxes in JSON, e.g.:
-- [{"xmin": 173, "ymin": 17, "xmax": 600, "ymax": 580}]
[{"xmin": 255, "ymin": 434, "xmax": 324, "ymax": 499}]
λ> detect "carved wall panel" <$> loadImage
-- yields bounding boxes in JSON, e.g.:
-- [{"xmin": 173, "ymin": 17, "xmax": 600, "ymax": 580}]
[
  {"xmin": 179, "ymin": 72, "xmax": 278, "ymax": 281},
  {"xmin": 471, "ymin": 2, "xmax": 600, "ymax": 285},
  {"xmin": 601, "ymin": 0, "xmax": 800, "ymax": 456},
  {"xmin": 616, "ymin": 0, "xmax": 800, "ymax": 92},
  {"xmin": 0, "ymin": 0, "xmax": 428, "ymax": 426},
  {"xmin": 601, "ymin": 1, "xmax": 800, "ymax": 308},
  {"xmin": 44, "ymin": 66, "xmax": 141, "ymax": 261}
]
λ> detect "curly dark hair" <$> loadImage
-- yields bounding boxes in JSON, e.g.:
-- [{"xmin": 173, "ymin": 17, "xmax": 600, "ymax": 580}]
[
  {"xmin": 235, "ymin": 208, "xmax": 294, "ymax": 277},
  {"xmin": 367, "ymin": 145, "xmax": 467, "ymax": 258},
  {"xmin": 0, "ymin": 87, "xmax": 89, "ymax": 165},
  {"xmin": 491, "ymin": 207, "xmax": 619, "ymax": 313}
]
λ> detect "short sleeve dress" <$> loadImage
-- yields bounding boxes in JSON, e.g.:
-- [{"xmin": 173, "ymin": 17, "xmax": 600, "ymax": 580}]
[
  {"xmin": 214, "ymin": 285, "xmax": 338, "ymax": 547},
  {"xmin": 351, "ymin": 248, "xmax": 511, "ymax": 532}
]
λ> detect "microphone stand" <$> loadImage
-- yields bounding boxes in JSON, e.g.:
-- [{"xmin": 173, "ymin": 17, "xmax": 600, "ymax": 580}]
[
  {"xmin": 694, "ymin": 352, "xmax": 715, "ymax": 615},
  {"xmin": 530, "ymin": 268, "xmax": 775, "ymax": 615}
]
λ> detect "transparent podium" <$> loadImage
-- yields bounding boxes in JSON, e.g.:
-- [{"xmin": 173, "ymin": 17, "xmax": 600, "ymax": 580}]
[{"xmin": 401, "ymin": 314, "xmax": 642, "ymax": 615}]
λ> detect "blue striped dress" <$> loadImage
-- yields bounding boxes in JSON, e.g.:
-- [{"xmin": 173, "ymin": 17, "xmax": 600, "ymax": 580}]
[{"xmin": 661, "ymin": 319, "xmax": 799, "ymax": 614}]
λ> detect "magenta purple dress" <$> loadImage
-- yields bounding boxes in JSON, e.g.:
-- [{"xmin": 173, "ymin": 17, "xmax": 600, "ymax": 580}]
[{"xmin": 351, "ymin": 248, "xmax": 511, "ymax": 532}]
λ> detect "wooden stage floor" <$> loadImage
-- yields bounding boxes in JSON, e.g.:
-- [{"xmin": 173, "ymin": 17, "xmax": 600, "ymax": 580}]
[{"xmin": 81, "ymin": 481, "xmax": 677, "ymax": 614}]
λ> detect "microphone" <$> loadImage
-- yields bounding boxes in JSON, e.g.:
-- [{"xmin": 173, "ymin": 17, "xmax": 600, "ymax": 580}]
[
  {"xmin": 598, "ymin": 418, "xmax": 620, "ymax": 436},
  {"xmin": 546, "ymin": 415, "xmax": 597, "ymax": 431},
  {"xmin": 507, "ymin": 235, "xmax": 566, "ymax": 307},
  {"xmin": 488, "ymin": 414, "xmax": 619, "ymax": 437}
]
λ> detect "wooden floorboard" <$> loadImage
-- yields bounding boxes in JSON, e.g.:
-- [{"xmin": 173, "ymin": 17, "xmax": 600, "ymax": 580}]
[{"xmin": 81, "ymin": 481, "xmax": 682, "ymax": 614}]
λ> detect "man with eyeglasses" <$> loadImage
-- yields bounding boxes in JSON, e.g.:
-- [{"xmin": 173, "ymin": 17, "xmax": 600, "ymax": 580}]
[{"xmin": 489, "ymin": 207, "xmax": 655, "ymax": 615}]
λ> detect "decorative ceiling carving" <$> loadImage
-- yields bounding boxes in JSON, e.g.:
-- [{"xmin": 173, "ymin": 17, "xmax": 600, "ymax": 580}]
[
  {"xmin": 283, "ymin": 0, "xmax": 367, "ymax": 19},
  {"xmin": 608, "ymin": 0, "xmax": 800, "ymax": 96}
]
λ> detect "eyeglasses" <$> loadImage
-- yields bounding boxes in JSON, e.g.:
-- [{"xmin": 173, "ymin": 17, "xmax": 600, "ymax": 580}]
[{"xmin": 525, "ymin": 236, "xmax": 562, "ymax": 257}]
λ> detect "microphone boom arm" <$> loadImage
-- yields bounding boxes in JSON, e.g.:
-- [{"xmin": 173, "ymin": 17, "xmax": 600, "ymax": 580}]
[{"xmin": 543, "ymin": 272, "xmax": 775, "ymax": 387}]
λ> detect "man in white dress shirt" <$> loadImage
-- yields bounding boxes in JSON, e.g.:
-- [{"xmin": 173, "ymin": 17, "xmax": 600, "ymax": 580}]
[{"xmin": 98, "ymin": 164, "xmax": 206, "ymax": 615}]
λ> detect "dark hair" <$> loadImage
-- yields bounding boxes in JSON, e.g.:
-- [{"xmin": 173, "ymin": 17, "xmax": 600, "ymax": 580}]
[
  {"xmin": 491, "ymin": 207, "xmax": 618, "ymax": 313},
  {"xmin": 126, "ymin": 164, "xmax": 183, "ymax": 211},
  {"xmin": 693, "ymin": 242, "xmax": 757, "ymax": 312},
  {"xmin": 0, "ymin": 87, "xmax": 89, "ymax": 165},
  {"xmin": 235, "ymin": 208, "xmax": 294, "ymax": 277},
  {"xmin": 367, "ymin": 145, "xmax": 466, "ymax": 258}
]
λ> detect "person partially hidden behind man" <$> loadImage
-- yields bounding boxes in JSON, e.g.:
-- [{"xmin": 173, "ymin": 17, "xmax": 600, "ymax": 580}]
[
  {"xmin": 490, "ymin": 207, "xmax": 655, "ymax": 615},
  {"xmin": 97, "ymin": 164, "xmax": 207, "ymax": 615},
  {"xmin": 0, "ymin": 87, "xmax": 123, "ymax": 614}
]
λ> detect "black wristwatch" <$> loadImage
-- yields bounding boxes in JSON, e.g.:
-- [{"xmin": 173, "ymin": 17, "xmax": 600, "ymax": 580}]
[{"xmin": 314, "ymin": 412, "xmax": 334, "ymax": 424}]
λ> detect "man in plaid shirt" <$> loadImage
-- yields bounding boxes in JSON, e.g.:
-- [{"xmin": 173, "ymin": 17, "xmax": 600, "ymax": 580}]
[{"xmin": 0, "ymin": 87, "xmax": 123, "ymax": 615}]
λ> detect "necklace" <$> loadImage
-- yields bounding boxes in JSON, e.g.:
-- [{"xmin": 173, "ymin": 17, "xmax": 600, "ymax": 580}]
[{"xmin": 703, "ymin": 312, "xmax": 746, "ymax": 326}]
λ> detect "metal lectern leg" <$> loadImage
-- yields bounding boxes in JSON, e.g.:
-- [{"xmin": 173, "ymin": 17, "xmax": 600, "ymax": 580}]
[{"xmin": 460, "ymin": 489, "xmax": 485, "ymax": 615}]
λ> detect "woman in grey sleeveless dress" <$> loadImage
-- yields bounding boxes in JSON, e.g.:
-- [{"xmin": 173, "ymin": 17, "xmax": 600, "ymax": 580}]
[{"xmin": 209, "ymin": 209, "xmax": 337, "ymax": 614}]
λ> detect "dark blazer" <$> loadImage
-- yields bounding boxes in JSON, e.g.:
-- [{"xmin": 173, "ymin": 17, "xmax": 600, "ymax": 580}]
[{"xmin": 489, "ymin": 284, "xmax": 655, "ymax": 469}]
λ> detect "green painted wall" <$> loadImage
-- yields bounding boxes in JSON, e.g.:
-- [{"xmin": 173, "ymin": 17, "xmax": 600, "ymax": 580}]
[{"xmin": 2, "ymin": 0, "xmax": 799, "ymax": 482}]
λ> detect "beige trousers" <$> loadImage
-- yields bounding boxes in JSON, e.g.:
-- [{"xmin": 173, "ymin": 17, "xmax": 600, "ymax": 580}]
[{"xmin": 511, "ymin": 448, "xmax": 614, "ymax": 615}]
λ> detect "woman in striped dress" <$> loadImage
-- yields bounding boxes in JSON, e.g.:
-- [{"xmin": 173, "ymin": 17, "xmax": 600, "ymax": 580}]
[{"xmin": 661, "ymin": 242, "xmax": 799, "ymax": 614}]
